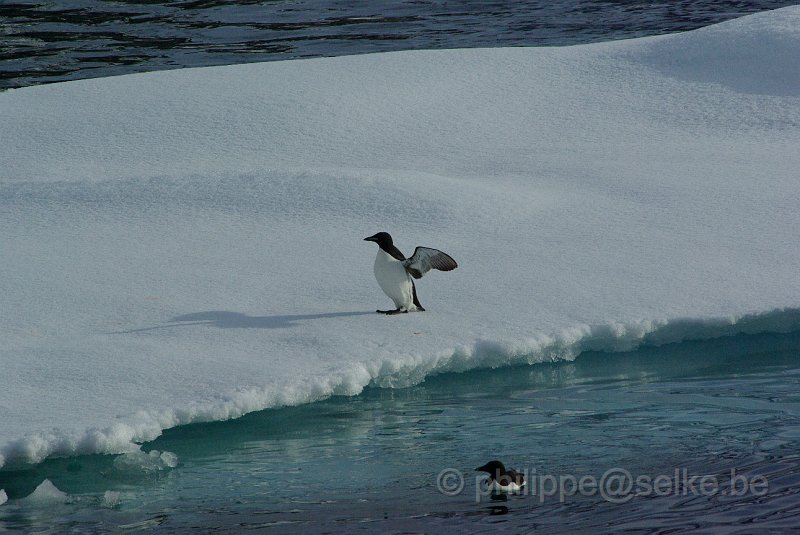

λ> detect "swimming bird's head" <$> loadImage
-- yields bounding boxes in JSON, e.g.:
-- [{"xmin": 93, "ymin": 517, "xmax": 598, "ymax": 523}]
[
  {"xmin": 364, "ymin": 232, "xmax": 393, "ymax": 248},
  {"xmin": 476, "ymin": 460, "xmax": 506, "ymax": 476}
]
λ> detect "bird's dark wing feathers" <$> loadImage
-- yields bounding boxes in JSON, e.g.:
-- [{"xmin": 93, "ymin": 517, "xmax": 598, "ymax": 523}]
[{"xmin": 402, "ymin": 247, "xmax": 458, "ymax": 279}]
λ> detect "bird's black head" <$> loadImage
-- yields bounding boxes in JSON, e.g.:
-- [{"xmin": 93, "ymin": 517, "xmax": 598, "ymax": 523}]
[
  {"xmin": 476, "ymin": 460, "xmax": 506, "ymax": 476},
  {"xmin": 364, "ymin": 232, "xmax": 393, "ymax": 248}
]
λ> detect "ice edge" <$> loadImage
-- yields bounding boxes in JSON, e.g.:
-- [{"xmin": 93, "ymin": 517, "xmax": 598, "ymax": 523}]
[{"xmin": 2, "ymin": 307, "xmax": 798, "ymax": 470}]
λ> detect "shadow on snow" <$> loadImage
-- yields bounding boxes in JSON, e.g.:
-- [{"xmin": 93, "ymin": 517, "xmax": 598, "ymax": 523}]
[{"xmin": 119, "ymin": 310, "xmax": 375, "ymax": 332}]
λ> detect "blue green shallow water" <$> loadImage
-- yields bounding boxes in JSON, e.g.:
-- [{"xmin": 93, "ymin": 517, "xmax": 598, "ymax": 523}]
[{"xmin": 2, "ymin": 331, "xmax": 799, "ymax": 532}]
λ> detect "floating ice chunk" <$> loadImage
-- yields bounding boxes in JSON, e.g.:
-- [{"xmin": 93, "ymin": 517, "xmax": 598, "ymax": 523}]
[
  {"xmin": 112, "ymin": 449, "xmax": 179, "ymax": 476},
  {"xmin": 159, "ymin": 451, "xmax": 178, "ymax": 468},
  {"xmin": 101, "ymin": 490, "xmax": 121, "ymax": 508},
  {"xmin": 0, "ymin": 489, "xmax": 7, "ymax": 505},
  {"xmin": 22, "ymin": 479, "xmax": 70, "ymax": 505},
  {"xmin": 2, "ymin": 5, "xmax": 800, "ymax": 472}
]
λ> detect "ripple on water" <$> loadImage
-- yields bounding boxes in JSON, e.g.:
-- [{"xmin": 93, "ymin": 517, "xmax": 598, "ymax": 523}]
[{"xmin": 1, "ymin": 0, "xmax": 797, "ymax": 89}]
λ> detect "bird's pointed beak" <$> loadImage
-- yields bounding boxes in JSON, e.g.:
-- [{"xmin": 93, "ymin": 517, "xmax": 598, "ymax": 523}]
[{"xmin": 364, "ymin": 234, "xmax": 378, "ymax": 242}]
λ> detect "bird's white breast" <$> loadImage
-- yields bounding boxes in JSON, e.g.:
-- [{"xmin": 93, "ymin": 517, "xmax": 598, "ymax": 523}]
[
  {"xmin": 374, "ymin": 250, "xmax": 416, "ymax": 310},
  {"xmin": 487, "ymin": 479, "xmax": 523, "ymax": 493}
]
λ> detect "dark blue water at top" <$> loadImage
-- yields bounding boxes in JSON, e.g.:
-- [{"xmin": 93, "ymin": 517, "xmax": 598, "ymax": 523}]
[{"xmin": 1, "ymin": 0, "xmax": 797, "ymax": 90}]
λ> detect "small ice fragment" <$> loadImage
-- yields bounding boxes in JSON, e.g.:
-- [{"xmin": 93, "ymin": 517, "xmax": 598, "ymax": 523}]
[
  {"xmin": 159, "ymin": 451, "xmax": 178, "ymax": 468},
  {"xmin": 24, "ymin": 479, "xmax": 70, "ymax": 505},
  {"xmin": 112, "ymin": 449, "xmax": 179, "ymax": 475},
  {"xmin": 101, "ymin": 490, "xmax": 121, "ymax": 508},
  {"xmin": 0, "ymin": 489, "xmax": 8, "ymax": 505}
]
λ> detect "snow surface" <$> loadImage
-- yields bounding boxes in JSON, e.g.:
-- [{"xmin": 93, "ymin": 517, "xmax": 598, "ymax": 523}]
[{"xmin": 2, "ymin": 7, "xmax": 800, "ymax": 468}]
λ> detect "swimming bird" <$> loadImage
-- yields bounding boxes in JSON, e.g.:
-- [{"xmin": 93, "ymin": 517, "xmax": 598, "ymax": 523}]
[
  {"xmin": 363, "ymin": 232, "xmax": 457, "ymax": 314},
  {"xmin": 476, "ymin": 460, "xmax": 526, "ymax": 493}
]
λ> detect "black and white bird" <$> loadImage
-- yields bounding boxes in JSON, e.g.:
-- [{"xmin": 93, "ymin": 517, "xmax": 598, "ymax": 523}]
[
  {"xmin": 363, "ymin": 232, "xmax": 457, "ymax": 314},
  {"xmin": 476, "ymin": 460, "xmax": 526, "ymax": 493}
]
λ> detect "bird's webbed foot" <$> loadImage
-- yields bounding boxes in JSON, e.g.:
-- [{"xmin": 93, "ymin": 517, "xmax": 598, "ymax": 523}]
[{"xmin": 377, "ymin": 308, "xmax": 407, "ymax": 315}]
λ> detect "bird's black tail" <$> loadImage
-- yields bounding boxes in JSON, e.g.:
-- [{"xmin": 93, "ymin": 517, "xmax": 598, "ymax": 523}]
[{"xmin": 412, "ymin": 282, "xmax": 425, "ymax": 311}]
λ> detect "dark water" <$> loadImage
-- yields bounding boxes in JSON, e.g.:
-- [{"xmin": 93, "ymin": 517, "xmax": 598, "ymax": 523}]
[
  {"xmin": 1, "ymin": 0, "xmax": 797, "ymax": 90},
  {"xmin": 2, "ymin": 331, "xmax": 799, "ymax": 532}
]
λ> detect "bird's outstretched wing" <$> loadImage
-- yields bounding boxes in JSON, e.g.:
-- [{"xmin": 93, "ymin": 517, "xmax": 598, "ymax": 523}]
[{"xmin": 402, "ymin": 247, "xmax": 458, "ymax": 279}]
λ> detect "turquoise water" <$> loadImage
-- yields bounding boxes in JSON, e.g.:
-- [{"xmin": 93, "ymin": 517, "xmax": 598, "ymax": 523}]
[{"xmin": 2, "ymin": 331, "xmax": 799, "ymax": 532}]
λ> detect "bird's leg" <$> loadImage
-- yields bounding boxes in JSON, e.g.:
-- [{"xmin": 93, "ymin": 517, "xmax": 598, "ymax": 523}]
[{"xmin": 377, "ymin": 308, "xmax": 407, "ymax": 315}]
